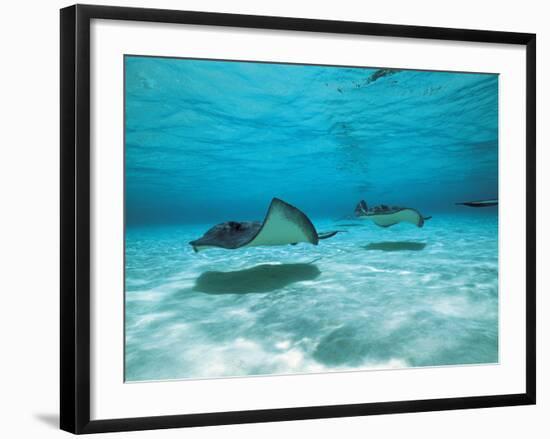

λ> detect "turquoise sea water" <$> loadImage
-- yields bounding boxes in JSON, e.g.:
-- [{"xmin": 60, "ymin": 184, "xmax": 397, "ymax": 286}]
[{"xmin": 125, "ymin": 56, "xmax": 498, "ymax": 381}]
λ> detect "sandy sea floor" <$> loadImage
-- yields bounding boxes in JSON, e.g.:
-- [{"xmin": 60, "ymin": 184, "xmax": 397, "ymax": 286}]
[{"xmin": 124, "ymin": 213, "xmax": 498, "ymax": 382}]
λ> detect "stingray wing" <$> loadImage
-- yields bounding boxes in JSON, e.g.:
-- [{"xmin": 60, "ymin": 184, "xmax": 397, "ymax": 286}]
[
  {"xmin": 246, "ymin": 198, "xmax": 319, "ymax": 247},
  {"xmin": 369, "ymin": 208, "xmax": 425, "ymax": 228},
  {"xmin": 189, "ymin": 221, "xmax": 262, "ymax": 252}
]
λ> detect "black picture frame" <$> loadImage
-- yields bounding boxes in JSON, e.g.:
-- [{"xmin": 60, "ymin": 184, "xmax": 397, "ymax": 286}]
[{"xmin": 60, "ymin": 4, "xmax": 536, "ymax": 434}]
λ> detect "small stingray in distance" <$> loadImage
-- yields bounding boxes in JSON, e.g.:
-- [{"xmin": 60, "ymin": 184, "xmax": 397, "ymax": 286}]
[
  {"xmin": 190, "ymin": 198, "xmax": 341, "ymax": 252},
  {"xmin": 354, "ymin": 200, "xmax": 431, "ymax": 228},
  {"xmin": 456, "ymin": 199, "xmax": 498, "ymax": 208},
  {"xmin": 193, "ymin": 263, "xmax": 321, "ymax": 294},
  {"xmin": 363, "ymin": 241, "xmax": 427, "ymax": 252}
]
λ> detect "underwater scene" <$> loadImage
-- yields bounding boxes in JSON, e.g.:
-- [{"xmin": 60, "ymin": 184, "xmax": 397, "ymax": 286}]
[{"xmin": 124, "ymin": 56, "xmax": 499, "ymax": 382}]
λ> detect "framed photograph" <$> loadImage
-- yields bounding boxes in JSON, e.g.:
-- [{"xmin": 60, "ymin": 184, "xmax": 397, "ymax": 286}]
[{"xmin": 60, "ymin": 4, "xmax": 536, "ymax": 434}]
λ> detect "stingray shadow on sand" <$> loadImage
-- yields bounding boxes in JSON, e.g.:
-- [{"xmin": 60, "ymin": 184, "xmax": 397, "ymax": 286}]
[
  {"xmin": 193, "ymin": 263, "xmax": 321, "ymax": 294},
  {"xmin": 363, "ymin": 241, "xmax": 427, "ymax": 252}
]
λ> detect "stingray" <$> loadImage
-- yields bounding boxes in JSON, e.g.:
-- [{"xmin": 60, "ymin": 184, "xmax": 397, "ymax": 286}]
[
  {"xmin": 456, "ymin": 199, "xmax": 498, "ymax": 208},
  {"xmin": 189, "ymin": 198, "xmax": 341, "ymax": 252},
  {"xmin": 354, "ymin": 200, "xmax": 431, "ymax": 228}
]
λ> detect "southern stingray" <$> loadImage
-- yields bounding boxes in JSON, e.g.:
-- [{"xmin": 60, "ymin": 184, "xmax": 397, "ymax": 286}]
[
  {"xmin": 456, "ymin": 199, "xmax": 498, "ymax": 208},
  {"xmin": 354, "ymin": 200, "xmax": 431, "ymax": 228},
  {"xmin": 189, "ymin": 198, "xmax": 341, "ymax": 252}
]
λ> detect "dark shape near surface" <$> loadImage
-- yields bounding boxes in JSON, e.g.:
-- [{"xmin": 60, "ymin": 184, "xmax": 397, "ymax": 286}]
[
  {"xmin": 364, "ymin": 241, "xmax": 427, "ymax": 252},
  {"xmin": 354, "ymin": 199, "xmax": 430, "ymax": 228},
  {"xmin": 189, "ymin": 198, "xmax": 340, "ymax": 252},
  {"xmin": 366, "ymin": 68, "xmax": 402, "ymax": 84},
  {"xmin": 456, "ymin": 199, "xmax": 498, "ymax": 208},
  {"xmin": 193, "ymin": 263, "xmax": 321, "ymax": 294}
]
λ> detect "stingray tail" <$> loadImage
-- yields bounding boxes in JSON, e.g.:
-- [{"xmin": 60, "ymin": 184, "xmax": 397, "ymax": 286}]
[{"xmin": 318, "ymin": 230, "xmax": 346, "ymax": 240}]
